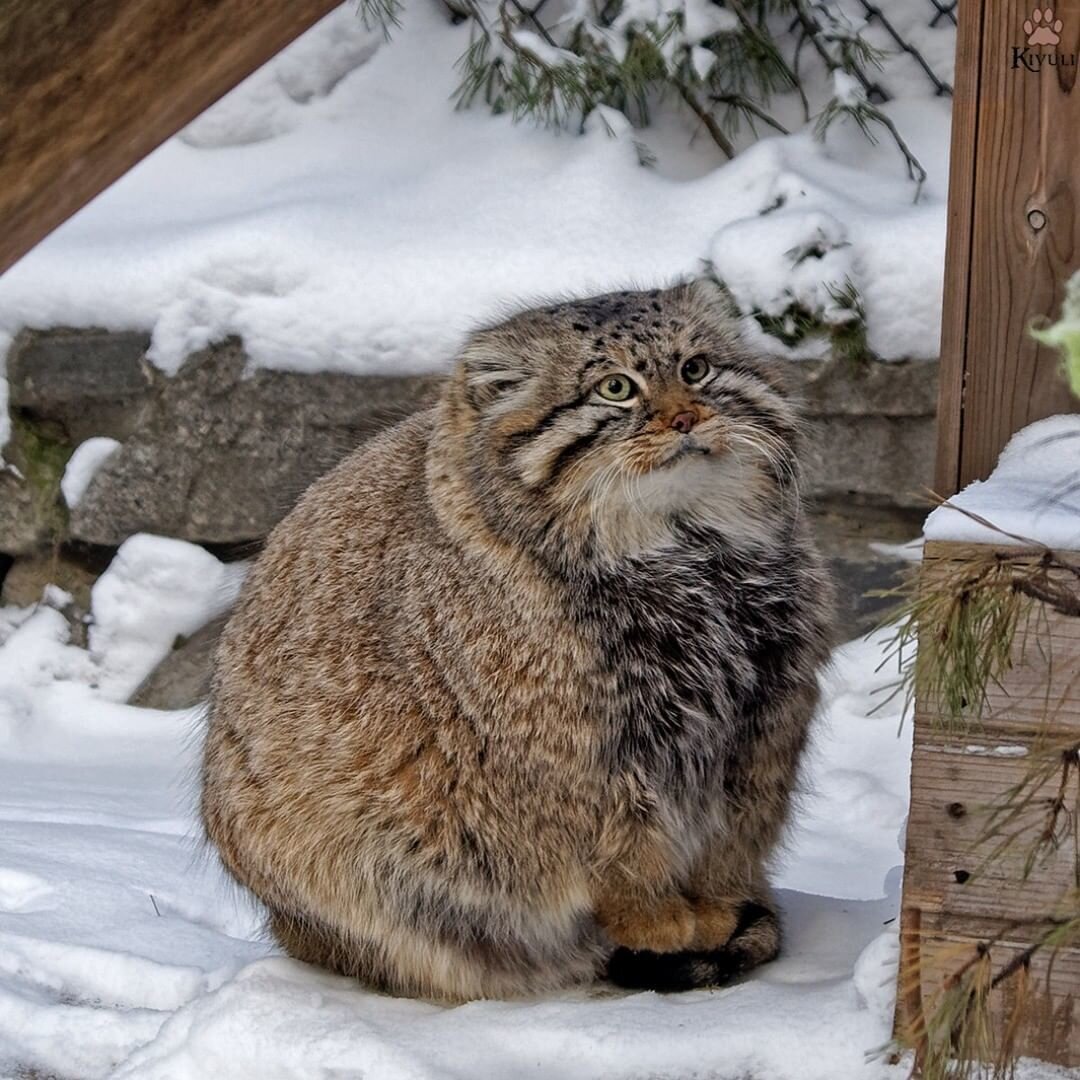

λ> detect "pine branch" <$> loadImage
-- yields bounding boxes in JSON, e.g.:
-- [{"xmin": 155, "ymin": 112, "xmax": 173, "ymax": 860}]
[
  {"xmin": 678, "ymin": 84, "xmax": 735, "ymax": 158},
  {"xmin": 709, "ymin": 93, "xmax": 790, "ymax": 135},
  {"xmin": 788, "ymin": 0, "xmax": 926, "ymax": 201},
  {"xmin": 357, "ymin": 0, "xmax": 402, "ymax": 37}
]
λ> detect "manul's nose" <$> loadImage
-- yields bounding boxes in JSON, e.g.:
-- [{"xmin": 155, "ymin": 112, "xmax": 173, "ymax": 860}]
[{"xmin": 670, "ymin": 411, "xmax": 697, "ymax": 434}]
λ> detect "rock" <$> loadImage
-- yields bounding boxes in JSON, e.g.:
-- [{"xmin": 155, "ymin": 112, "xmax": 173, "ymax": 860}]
[
  {"xmin": 809, "ymin": 502, "xmax": 926, "ymax": 639},
  {"xmin": 2, "ymin": 327, "xmax": 937, "ymax": 551},
  {"xmin": 2, "ymin": 331, "xmax": 445, "ymax": 551},
  {"xmin": 0, "ymin": 468, "xmax": 53, "ymax": 555},
  {"xmin": 0, "ymin": 411, "xmax": 74, "ymax": 555},
  {"xmin": 6, "ymin": 328, "xmax": 154, "ymax": 444},
  {"xmin": 1, "ymin": 327, "xmax": 154, "ymax": 555},
  {"xmin": 70, "ymin": 339, "xmax": 444, "ymax": 547},
  {"xmin": 1, "ymin": 550, "xmax": 98, "ymax": 610},
  {"xmin": 789, "ymin": 358, "xmax": 938, "ymax": 509},
  {"xmin": 0, "ymin": 550, "xmax": 102, "ymax": 646},
  {"xmin": 802, "ymin": 413, "xmax": 936, "ymax": 509},
  {"xmin": 130, "ymin": 616, "xmax": 226, "ymax": 710},
  {"xmin": 789, "ymin": 355, "xmax": 939, "ymax": 417}
]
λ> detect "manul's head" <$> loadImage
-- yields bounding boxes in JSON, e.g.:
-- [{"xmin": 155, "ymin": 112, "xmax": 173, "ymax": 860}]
[{"xmin": 435, "ymin": 280, "xmax": 803, "ymax": 567}]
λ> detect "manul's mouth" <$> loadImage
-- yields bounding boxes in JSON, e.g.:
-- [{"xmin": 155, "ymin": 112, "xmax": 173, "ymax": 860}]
[{"xmin": 658, "ymin": 438, "xmax": 712, "ymax": 469}]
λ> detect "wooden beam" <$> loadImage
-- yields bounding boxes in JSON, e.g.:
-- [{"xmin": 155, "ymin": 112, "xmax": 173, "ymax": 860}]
[
  {"xmin": 0, "ymin": 0, "xmax": 341, "ymax": 277},
  {"xmin": 935, "ymin": 0, "xmax": 1080, "ymax": 496}
]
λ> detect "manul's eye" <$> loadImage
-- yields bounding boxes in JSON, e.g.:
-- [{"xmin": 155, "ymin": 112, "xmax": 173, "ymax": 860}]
[
  {"xmin": 596, "ymin": 374, "xmax": 638, "ymax": 403},
  {"xmin": 680, "ymin": 355, "xmax": 711, "ymax": 384}
]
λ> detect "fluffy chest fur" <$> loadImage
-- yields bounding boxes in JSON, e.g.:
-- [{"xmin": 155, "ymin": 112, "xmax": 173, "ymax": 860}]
[{"xmin": 575, "ymin": 527, "xmax": 810, "ymax": 820}]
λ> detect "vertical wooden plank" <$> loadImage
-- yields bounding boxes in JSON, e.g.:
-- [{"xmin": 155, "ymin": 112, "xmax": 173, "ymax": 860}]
[
  {"xmin": 0, "ymin": 0, "xmax": 342, "ymax": 276},
  {"xmin": 935, "ymin": 0, "xmax": 988, "ymax": 496},
  {"xmin": 942, "ymin": 0, "xmax": 1080, "ymax": 494},
  {"xmin": 896, "ymin": 541, "xmax": 1080, "ymax": 1067}
]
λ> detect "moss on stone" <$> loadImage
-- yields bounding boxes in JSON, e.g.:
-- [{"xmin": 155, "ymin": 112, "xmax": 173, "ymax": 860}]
[{"xmin": 3, "ymin": 411, "xmax": 74, "ymax": 543}]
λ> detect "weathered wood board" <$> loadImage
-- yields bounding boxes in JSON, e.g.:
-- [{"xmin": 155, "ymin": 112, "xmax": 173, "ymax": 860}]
[
  {"xmin": 935, "ymin": 0, "xmax": 1080, "ymax": 495},
  {"xmin": 897, "ymin": 541, "xmax": 1080, "ymax": 1067},
  {"xmin": 0, "ymin": 0, "xmax": 340, "ymax": 276}
]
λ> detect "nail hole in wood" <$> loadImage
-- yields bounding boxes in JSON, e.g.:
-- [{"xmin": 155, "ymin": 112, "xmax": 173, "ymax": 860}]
[
  {"xmin": 953, "ymin": 869, "xmax": 971, "ymax": 884},
  {"xmin": 1027, "ymin": 208, "xmax": 1047, "ymax": 232},
  {"xmin": 947, "ymin": 801, "xmax": 967, "ymax": 819}
]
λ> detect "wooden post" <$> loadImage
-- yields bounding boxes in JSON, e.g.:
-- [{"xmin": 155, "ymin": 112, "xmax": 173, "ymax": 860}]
[
  {"xmin": 0, "ymin": 0, "xmax": 340, "ymax": 276},
  {"xmin": 896, "ymin": 542, "xmax": 1080, "ymax": 1068},
  {"xmin": 936, "ymin": 0, "xmax": 1080, "ymax": 496}
]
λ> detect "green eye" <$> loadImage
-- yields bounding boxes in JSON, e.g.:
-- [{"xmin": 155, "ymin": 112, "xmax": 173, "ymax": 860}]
[
  {"xmin": 596, "ymin": 374, "xmax": 637, "ymax": 402},
  {"xmin": 681, "ymin": 355, "xmax": 710, "ymax": 384}
]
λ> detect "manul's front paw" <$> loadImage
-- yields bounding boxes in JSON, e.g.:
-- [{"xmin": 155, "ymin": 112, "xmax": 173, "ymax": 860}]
[{"xmin": 596, "ymin": 895, "xmax": 695, "ymax": 953}]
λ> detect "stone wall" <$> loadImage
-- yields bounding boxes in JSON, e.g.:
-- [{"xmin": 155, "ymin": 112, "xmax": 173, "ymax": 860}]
[{"xmin": 1, "ymin": 327, "xmax": 938, "ymax": 558}]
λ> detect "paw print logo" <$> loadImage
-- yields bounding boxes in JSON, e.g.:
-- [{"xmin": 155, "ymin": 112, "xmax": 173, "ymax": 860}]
[{"xmin": 1025, "ymin": 7, "xmax": 1063, "ymax": 46}]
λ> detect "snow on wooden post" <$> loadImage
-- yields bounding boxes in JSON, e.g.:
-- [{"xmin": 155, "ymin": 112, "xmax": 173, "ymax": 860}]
[
  {"xmin": 0, "ymin": 0, "xmax": 340, "ymax": 276},
  {"xmin": 935, "ymin": 0, "xmax": 1080, "ymax": 496}
]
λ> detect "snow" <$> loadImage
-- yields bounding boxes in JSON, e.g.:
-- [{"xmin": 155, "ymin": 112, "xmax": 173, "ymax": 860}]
[
  {"xmin": 868, "ymin": 538, "xmax": 924, "ymax": 562},
  {"xmin": 1, "ymin": 542, "xmax": 1073, "ymax": 1077},
  {"xmin": 924, "ymin": 415, "xmax": 1080, "ymax": 550},
  {"xmin": 964, "ymin": 745, "xmax": 1029, "ymax": 758},
  {"xmin": 710, "ymin": 209, "xmax": 857, "ymax": 357},
  {"xmin": 832, "ymin": 70, "xmax": 865, "ymax": 107},
  {"xmin": 0, "ymin": 1, "xmax": 951, "ymax": 397},
  {"xmin": 87, "ymin": 534, "xmax": 247, "ymax": 702},
  {"xmin": 60, "ymin": 436, "xmax": 122, "ymax": 508},
  {"xmin": 0, "ymin": 597, "xmax": 899, "ymax": 1077}
]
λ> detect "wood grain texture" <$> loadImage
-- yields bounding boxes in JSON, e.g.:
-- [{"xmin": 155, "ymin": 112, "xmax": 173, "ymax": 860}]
[
  {"xmin": 935, "ymin": 1, "xmax": 1080, "ymax": 496},
  {"xmin": 0, "ymin": 0, "xmax": 341, "ymax": 276},
  {"xmin": 897, "ymin": 541, "xmax": 1080, "ymax": 1067},
  {"xmin": 935, "ymin": 0, "xmax": 987, "ymax": 497}
]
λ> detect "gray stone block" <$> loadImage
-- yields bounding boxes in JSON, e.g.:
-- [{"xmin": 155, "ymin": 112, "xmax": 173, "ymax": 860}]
[
  {"xmin": 7, "ymin": 328, "xmax": 154, "ymax": 444},
  {"xmin": 130, "ymin": 617, "xmax": 226, "ymax": 711},
  {"xmin": 792, "ymin": 358, "xmax": 938, "ymax": 509},
  {"xmin": 2, "ymin": 327, "xmax": 938, "ymax": 552},
  {"xmin": 68, "ymin": 338, "xmax": 444, "ymax": 546}
]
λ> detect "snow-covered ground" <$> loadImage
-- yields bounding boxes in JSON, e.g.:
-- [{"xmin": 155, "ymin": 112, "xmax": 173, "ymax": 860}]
[
  {"xmin": 1, "ymin": 538, "xmax": 1073, "ymax": 1078},
  {"xmin": 0, "ymin": 534, "xmax": 915, "ymax": 1079},
  {"xmin": 0, "ymin": 0, "xmax": 951, "ymax": 406}
]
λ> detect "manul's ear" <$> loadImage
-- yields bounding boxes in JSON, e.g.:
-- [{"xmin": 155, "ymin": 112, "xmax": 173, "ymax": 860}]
[
  {"xmin": 688, "ymin": 276, "xmax": 741, "ymax": 322},
  {"xmin": 457, "ymin": 328, "xmax": 533, "ymax": 413}
]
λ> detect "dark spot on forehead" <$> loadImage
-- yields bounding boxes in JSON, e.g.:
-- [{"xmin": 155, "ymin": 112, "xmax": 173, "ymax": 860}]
[
  {"xmin": 593, "ymin": 337, "xmax": 605, "ymax": 347},
  {"xmin": 651, "ymin": 301, "xmax": 662, "ymax": 312},
  {"xmin": 672, "ymin": 350, "xmax": 681, "ymax": 362},
  {"xmin": 572, "ymin": 322, "xmax": 589, "ymax": 333},
  {"xmin": 634, "ymin": 359, "xmax": 647, "ymax": 372},
  {"xmin": 631, "ymin": 332, "xmax": 647, "ymax": 344}
]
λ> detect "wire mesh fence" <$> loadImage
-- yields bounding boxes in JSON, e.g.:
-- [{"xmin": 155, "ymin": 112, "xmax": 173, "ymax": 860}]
[
  {"xmin": 855, "ymin": 1, "xmax": 956, "ymax": 98},
  {"xmin": 927, "ymin": 0, "xmax": 958, "ymax": 27}
]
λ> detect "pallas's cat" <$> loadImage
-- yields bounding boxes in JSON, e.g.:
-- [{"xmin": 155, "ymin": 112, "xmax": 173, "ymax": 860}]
[{"xmin": 201, "ymin": 281, "xmax": 833, "ymax": 1002}]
